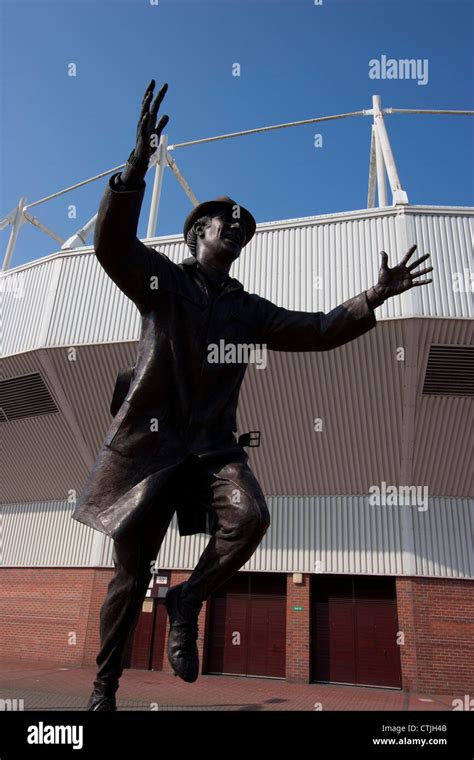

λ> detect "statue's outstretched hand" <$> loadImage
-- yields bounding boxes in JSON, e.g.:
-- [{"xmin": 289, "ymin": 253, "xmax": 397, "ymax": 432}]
[
  {"xmin": 367, "ymin": 245, "xmax": 433, "ymax": 307},
  {"xmin": 120, "ymin": 79, "xmax": 169, "ymax": 187}
]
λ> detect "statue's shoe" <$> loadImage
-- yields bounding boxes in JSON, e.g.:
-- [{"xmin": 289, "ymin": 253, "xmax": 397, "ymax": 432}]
[
  {"xmin": 165, "ymin": 582, "xmax": 202, "ymax": 683},
  {"xmin": 86, "ymin": 687, "xmax": 117, "ymax": 711}
]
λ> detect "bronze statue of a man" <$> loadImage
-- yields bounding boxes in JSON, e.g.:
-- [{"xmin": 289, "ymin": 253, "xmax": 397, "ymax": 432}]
[{"xmin": 72, "ymin": 81, "xmax": 432, "ymax": 710}]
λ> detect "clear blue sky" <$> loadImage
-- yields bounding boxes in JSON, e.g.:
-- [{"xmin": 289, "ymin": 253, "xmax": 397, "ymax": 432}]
[{"xmin": 1, "ymin": 0, "xmax": 473, "ymax": 268}]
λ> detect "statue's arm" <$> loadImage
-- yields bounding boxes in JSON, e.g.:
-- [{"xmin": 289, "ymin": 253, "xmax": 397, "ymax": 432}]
[
  {"xmin": 93, "ymin": 80, "xmax": 170, "ymax": 312},
  {"xmin": 256, "ymin": 246, "xmax": 432, "ymax": 352},
  {"xmin": 93, "ymin": 178, "xmax": 164, "ymax": 311},
  {"xmin": 256, "ymin": 291, "xmax": 376, "ymax": 352}
]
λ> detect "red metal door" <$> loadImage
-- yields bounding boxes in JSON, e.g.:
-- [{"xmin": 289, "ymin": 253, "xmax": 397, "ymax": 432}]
[
  {"xmin": 354, "ymin": 576, "xmax": 401, "ymax": 687},
  {"xmin": 124, "ymin": 598, "xmax": 167, "ymax": 671},
  {"xmin": 313, "ymin": 598, "xmax": 356, "ymax": 684},
  {"xmin": 126, "ymin": 600, "xmax": 154, "ymax": 670},
  {"xmin": 207, "ymin": 595, "xmax": 248, "ymax": 675},
  {"xmin": 247, "ymin": 596, "xmax": 286, "ymax": 678},
  {"xmin": 311, "ymin": 576, "xmax": 401, "ymax": 688},
  {"xmin": 206, "ymin": 573, "xmax": 286, "ymax": 678},
  {"xmin": 355, "ymin": 598, "xmax": 401, "ymax": 686}
]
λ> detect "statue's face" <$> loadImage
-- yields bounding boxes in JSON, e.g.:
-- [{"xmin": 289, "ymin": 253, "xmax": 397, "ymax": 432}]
[{"xmin": 195, "ymin": 208, "xmax": 247, "ymax": 262}]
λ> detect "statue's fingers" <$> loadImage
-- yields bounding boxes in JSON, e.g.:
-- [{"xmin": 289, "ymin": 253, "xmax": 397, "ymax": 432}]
[
  {"xmin": 154, "ymin": 113, "xmax": 169, "ymax": 135},
  {"xmin": 139, "ymin": 90, "xmax": 154, "ymax": 124},
  {"xmin": 142, "ymin": 79, "xmax": 155, "ymax": 103},
  {"xmin": 407, "ymin": 253, "xmax": 430, "ymax": 271},
  {"xmin": 412, "ymin": 279, "xmax": 433, "ymax": 287},
  {"xmin": 412, "ymin": 266, "xmax": 433, "ymax": 278},
  {"xmin": 151, "ymin": 83, "xmax": 168, "ymax": 121},
  {"xmin": 401, "ymin": 244, "xmax": 417, "ymax": 265},
  {"xmin": 380, "ymin": 250, "xmax": 389, "ymax": 269},
  {"xmin": 139, "ymin": 111, "xmax": 149, "ymax": 131}
]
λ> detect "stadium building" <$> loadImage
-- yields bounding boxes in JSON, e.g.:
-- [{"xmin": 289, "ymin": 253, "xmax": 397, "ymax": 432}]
[{"xmin": 1, "ymin": 98, "xmax": 472, "ymax": 694}]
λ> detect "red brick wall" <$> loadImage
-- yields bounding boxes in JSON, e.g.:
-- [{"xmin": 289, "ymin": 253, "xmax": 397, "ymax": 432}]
[
  {"xmin": 286, "ymin": 574, "xmax": 311, "ymax": 682},
  {"xmin": 396, "ymin": 577, "xmax": 419, "ymax": 691},
  {"xmin": 0, "ymin": 568, "xmax": 105, "ymax": 665},
  {"xmin": 397, "ymin": 576, "xmax": 474, "ymax": 694},
  {"xmin": 83, "ymin": 568, "xmax": 113, "ymax": 666},
  {"xmin": 0, "ymin": 568, "xmax": 206, "ymax": 672}
]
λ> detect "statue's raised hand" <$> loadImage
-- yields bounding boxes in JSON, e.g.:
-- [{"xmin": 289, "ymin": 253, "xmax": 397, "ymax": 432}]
[
  {"xmin": 120, "ymin": 79, "xmax": 169, "ymax": 187},
  {"xmin": 367, "ymin": 245, "xmax": 433, "ymax": 308}
]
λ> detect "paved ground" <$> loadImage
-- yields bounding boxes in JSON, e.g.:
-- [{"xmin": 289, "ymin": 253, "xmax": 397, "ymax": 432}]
[{"xmin": 0, "ymin": 660, "xmax": 458, "ymax": 711}]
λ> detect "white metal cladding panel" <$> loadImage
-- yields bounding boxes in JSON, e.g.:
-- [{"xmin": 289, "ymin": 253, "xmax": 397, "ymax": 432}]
[
  {"xmin": 0, "ymin": 258, "xmax": 60, "ymax": 356},
  {"xmin": 0, "ymin": 501, "xmax": 95, "ymax": 566},
  {"xmin": 252, "ymin": 494, "xmax": 405, "ymax": 575},
  {"xmin": 46, "ymin": 252, "xmax": 141, "ymax": 346},
  {"xmin": 412, "ymin": 498, "xmax": 473, "ymax": 578},
  {"xmin": 149, "ymin": 206, "xmax": 472, "ymax": 320},
  {"xmin": 228, "ymin": 213, "xmax": 402, "ymax": 318},
  {"xmin": 151, "ymin": 495, "xmax": 473, "ymax": 578},
  {"xmin": 410, "ymin": 210, "xmax": 473, "ymax": 318},
  {"xmin": 4, "ymin": 496, "xmax": 469, "ymax": 578},
  {"xmin": 2, "ymin": 206, "xmax": 472, "ymax": 358}
]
